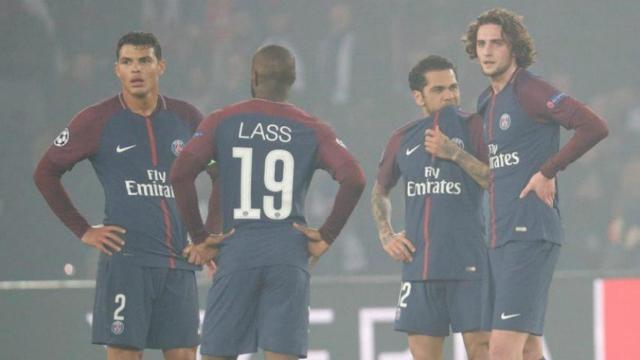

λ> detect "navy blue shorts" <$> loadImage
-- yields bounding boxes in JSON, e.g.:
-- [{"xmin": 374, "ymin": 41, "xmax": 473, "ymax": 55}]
[
  {"xmin": 484, "ymin": 240, "xmax": 560, "ymax": 335},
  {"xmin": 91, "ymin": 256, "xmax": 199, "ymax": 350},
  {"xmin": 200, "ymin": 265, "xmax": 309, "ymax": 358},
  {"xmin": 394, "ymin": 279, "xmax": 487, "ymax": 337}
]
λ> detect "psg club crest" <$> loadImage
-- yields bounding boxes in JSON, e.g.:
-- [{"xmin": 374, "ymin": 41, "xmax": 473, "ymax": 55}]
[
  {"xmin": 111, "ymin": 320, "xmax": 124, "ymax": 335},
  {"xmin": 53, "ymin": 128, "xmax": 70, "ymax": 147},
  {"xmin": 451, "ymin": 137, "xmax": 465, "ymax": 150},
  {"xmin": 499, "ymin": 113, "xmax": 511, "ymax": 131},
  {"xmin": 171, "ymin": 139, "xmax": 185, "ymax": 156}
]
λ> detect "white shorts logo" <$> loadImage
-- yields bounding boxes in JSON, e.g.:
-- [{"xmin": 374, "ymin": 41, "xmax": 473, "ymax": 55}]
[
  {"xmin": 500, "ymin": 312, "xmax": 521, "ymax": 320},
  {"xmin": 53, "ymin": 128, "xmax": 70, "ymax": 147},
  {"xmin": 111, "ymin": 320, "xmax": 125, "ymax": 335}
]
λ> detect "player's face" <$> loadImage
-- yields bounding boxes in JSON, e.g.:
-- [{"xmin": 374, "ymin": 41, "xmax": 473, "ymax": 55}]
[
  {"xmin": 476, "ymin": 24, "xmax": 516, "ymax": 80},
  {"xmin": 115, "ymin": 45, "xmax": 165, "ymax": 98},
  {"xmin": 413, "ymin": 69, "xmax": 460, "ymax": 115}
]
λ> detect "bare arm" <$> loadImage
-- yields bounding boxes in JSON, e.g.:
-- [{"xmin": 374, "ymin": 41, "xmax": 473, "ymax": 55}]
[
  {"xmin": 424, "ymin": 127, "xmax": 490, "ymax": 189},
  {"xmin": 371, "ymin": 181, "xmax": 415, "ymax": 262},
  {"xmin": 371, "ymin": 181, "xmax": 395, "ymax": 245}
]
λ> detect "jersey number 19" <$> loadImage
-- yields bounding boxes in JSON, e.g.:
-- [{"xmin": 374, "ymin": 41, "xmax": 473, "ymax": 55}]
[{"xmin": 233, "ymin": 147, "xmax": 294, "ymax": 220}]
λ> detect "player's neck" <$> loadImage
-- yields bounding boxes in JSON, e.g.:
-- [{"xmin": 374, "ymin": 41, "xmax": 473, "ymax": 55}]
[
  {"xmin": 253, "ymin": 90, "xmax": 287, "ymax": 103},
  {"xmin": 489, "ymin": 63, "xmax": 518, "ymax": 94},
  {"xmin": 122, "ymin": 90, "xmax": 159, "ymax": 117}
]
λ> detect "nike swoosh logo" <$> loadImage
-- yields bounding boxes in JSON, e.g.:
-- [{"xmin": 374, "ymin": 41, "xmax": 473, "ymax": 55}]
[
  {"xmin": 500, "ymin": 312, "xmax": 521, "ymax": 320},
  {"xmin": 116, "ymin": 144, "xmax": 137, "ymax": 153},
  {"xmin": 405, "ymin": 145, "xmax": 420, "ymax": 156}
]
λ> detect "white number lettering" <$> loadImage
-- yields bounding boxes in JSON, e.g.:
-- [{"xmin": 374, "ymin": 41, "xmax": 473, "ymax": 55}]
[
  {"xmin": 398, "ymin": 282, "xmax": 411, "ymax": 308},
  {"xmin": 113, "ymin": 294, "xmax": 126, "ymax": 321},
  {"xmin": 233, "ymin": 147, "xmax": 294, "ymax": 220}
]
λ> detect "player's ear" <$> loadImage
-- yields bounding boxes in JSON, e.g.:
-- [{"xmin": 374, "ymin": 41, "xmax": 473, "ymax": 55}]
[
  {"xmin": 252, "ymin": 69, "xmax": 259, "ymax": 87},
  {"xmin": 412, "ymin": 90, "xmax": 424, "ymax": 107},
  {"xmin": 114, "ymin": 61, "xmax": 121, "ymax": 79},
  {"xmin": 158, "ymin": 59, "xmax": 166, "ymax": 76}
]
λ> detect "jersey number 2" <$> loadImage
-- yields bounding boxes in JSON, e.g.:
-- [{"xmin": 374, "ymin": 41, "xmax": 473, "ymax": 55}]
[{"xmin": 233, "ymin": 147, "xmax": 294, "ymax": 220}]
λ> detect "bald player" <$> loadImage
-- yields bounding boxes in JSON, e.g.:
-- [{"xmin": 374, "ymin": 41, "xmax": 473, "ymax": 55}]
[{"xmin": 171, "ymin": 45, "xmax": 366, "ymax": 360}]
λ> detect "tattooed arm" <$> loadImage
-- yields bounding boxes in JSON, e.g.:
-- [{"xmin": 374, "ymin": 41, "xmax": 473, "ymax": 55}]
[
  {"xmin": 424, "ymin": 127, "xmax": 490, "ymax": 189},
  {"xmin": 371, "ymin": 181, "xmax": 415, "ymax": 262}
]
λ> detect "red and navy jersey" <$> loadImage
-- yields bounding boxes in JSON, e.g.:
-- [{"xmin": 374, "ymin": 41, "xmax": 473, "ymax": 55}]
[
  {"xmin": 377, "ymin": 106, "xmax": 487, "ymax": 281},
  {"xmin": 478, "ymin": 68, "xmax": 608, "ymax": 247},
  {"xmin": 175, "ymin": 98, "xmax": 365, "ymax": 276},
  {"xmin": 35, "ymin": 94, "xmax": 203, "ymax": 270}
]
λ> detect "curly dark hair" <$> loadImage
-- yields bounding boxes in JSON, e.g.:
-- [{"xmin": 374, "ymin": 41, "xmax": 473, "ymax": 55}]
[
  {"xmin": 116, "ymin": 32, "xmax": 162, "ymax": 61},
  {"xmin": 462, "ymin": 8, "xmax": 535, "ymax": 68}
]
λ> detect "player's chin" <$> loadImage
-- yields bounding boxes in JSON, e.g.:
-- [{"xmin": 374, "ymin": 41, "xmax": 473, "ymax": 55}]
[{"xmin": 128, "ymin": 87, "xmax": 148, "ymax": 98}]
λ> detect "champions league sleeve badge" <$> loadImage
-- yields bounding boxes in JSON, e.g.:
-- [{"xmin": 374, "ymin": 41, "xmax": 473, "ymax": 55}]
[
  {"xmin": 53, "ymin": 128, "xmax": 70, "ymax": 147},
  {"xmin": 546, "ymin": 92, "xmax": 567, "ymax": 109}
]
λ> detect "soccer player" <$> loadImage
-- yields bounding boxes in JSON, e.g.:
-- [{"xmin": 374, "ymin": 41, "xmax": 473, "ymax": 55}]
[
  {"xmin": 33, "ymin": 32, "xmax": 215, "ymax": 360},
  {"xmin": 170, "ymin": 44, "xmax": 366, "ymax": 360},
  {"xmin": 372, "ymin": 55, "xmax": 490, "ymax": 360},
  {"xmin": 458, "ymin": 8, "xmax": 608, "ymax": 360}
]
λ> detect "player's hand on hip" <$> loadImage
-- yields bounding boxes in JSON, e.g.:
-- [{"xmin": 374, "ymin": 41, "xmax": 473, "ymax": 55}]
[
  {"xmin": 293, "ymin": 223, "xmax": 331, "ymax": 257},
  {"xmin": 424, "ymin": 126, "xmax": 459, "ymax": 160},
  {"xmin": 184, "ymin": 229, "xmax": 235, "ymax": 265},
  {"xmin": 519, "ymin": 171, "xmax": 555, "ymax": 207},
  {"xmin": 382, "ymin": 231, "xmax": 415, "ymax": 262},
  {"xmin": 81, "ymin": 225, "xmax": 126, "ymax": 256}
]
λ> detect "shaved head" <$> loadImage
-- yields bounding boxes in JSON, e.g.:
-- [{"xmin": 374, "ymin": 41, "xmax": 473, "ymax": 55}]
[{"xmin": 251, "ymin": 45, "xmax": 296, "ymax": 100}]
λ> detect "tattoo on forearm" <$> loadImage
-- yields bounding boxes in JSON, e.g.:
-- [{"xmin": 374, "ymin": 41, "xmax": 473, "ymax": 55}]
[
  {"xmin": 453, "ymin": 150, "xmax": 490, "ymax": 189},
  {"xmin": 371, "ymin": 183, "xmax": 394, "ymax": 245}
]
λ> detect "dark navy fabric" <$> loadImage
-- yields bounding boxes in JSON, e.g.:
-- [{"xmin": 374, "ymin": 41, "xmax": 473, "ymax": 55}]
[
  {"xmin": 483, "ymin": 240, "xmax": 560, "ymax": 335},
  {"xmin": 185, "ymin": 99, "xmax": 357, "ymax": 277},
  {"xmin": 91, "ymin": 255, "xmax": 199, "ymax": 349},
  {"xmin": 46, "ymin": 95, "xmax": 200, "ymax": 270},
  {"xmin": 478, "ymin": 69, "xmax": 564, "ymax": 247},
  {"xmin": 394, "ymin": 279, "xmax": 487, "ymax": 336},
  {"xmin": 379, "ymin": 106, "xmax": 486, "ymax": 281},
  {"xmin": 200, "ymin": 266, "xmax": 310, "ymax": 358}
]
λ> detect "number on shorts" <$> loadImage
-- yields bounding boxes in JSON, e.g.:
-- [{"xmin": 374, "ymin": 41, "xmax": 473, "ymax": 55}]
[
  {"xmin": 233, "ymin": 147, "xmax": 294, "ymax": 220},
  {"xmin": 397, "ymin": 282, "xmax": 411, "ymax": 308},
  {"xmin": 113, "ymin": 293, "xmax": 126, "ymax": 321}
]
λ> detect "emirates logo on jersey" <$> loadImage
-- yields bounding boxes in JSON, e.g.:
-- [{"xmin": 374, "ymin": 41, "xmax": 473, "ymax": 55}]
[
  {"xmin": 171, "ymin": 139, "xmax": 185, "ymax": 156},
  {"xmin": 499, "ymin": 113, "xmax": 511, "ymax": 130}
]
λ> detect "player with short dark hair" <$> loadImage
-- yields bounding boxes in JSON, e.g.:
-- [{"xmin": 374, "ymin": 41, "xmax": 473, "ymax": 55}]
[
  {"xmin": 33, "ymin": 31, "xmax": 215, "ymax": 360},
  {"xmin": 170, "ymin": 44, "xmax": 366, "ymax": 360},
  {"xmin": 454, "ymin": 8, "xmax": 609, "ymax": 360},
  {"xmin": 373, "ymin": 55, "xmax": 490, "ymax": 360}
]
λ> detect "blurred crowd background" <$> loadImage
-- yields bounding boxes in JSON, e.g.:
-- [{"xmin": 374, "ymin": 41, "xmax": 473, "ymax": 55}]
[{"xmin": 2, "ymin": 0, "xmax": 640, "ymax": 280}]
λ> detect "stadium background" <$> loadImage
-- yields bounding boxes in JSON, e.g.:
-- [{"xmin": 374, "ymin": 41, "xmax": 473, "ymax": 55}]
[{"xmin": 1, "ymin": 0, "xmax": 639, "ymax": 358}]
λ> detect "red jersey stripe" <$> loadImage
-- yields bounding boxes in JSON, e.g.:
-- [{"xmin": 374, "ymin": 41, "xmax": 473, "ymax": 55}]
[
  {"xmin": 488, "ymin": 94, "xmax": 497, "ymax": 248},
  {"xmin": 422, "ymin": 111, "xmax": 440, "ymax": 279},
  {"xmin": 160, "ymin": 199, "xmax": 176, "ymax": 268},
  {"xmin": 144, "ymin": 117, "xmax": 158, "ymax": 166}
]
